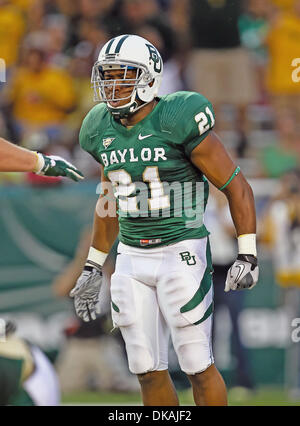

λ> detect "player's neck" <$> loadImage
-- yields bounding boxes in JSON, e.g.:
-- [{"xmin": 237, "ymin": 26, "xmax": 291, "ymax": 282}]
[{"xmin": 120, "ymin": 99, "xmax": 157, "ymax": 128}]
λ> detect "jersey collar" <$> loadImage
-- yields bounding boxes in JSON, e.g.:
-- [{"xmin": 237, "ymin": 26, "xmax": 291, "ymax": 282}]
[{"xmin": 109, "ymin": 97, "xmax": 161, "ymax": 135}]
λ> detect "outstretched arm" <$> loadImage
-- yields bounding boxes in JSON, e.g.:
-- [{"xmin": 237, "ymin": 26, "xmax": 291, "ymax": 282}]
[
  {"xmin": 0, "ymin": 137, "xmax": 39, "ymax": 172},
  {"xmin": 0, "ymin": 137, "xmax": 84, "ymax": 181}
]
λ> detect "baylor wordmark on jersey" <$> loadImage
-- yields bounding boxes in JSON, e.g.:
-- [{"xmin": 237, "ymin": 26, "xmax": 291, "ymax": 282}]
[{"xmin": 100, "ymin": 147, "xmax": 167, "ymax": 166}]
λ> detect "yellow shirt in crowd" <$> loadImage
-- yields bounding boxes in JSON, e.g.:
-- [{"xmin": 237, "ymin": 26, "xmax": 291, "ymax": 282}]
[
  {"xmin": 266, "ymin": 12, "xmax": 300, "ymax": 94},
  {"xmin": 8, "ymin": 66, "xmax": 77, "ymax": 126},
  {"xmin": 11, "ymin": 0, "xmax": 37, "ymax": 11},
  {"xmin": 0, "ymin": 4, "xmax": 25, "ymax": 67},
  {"xmin": 271, "ymin": 0, "xmax": 295, "ymax": 11}
]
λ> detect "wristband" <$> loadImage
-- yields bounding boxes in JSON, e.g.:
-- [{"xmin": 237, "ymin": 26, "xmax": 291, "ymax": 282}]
[
  {"xmin": 87, "ymin": 246, "xmax": 108, "ymax": 266},
  {"xmin": 238, "ymin": 234, "xmax": 257, "ymax": 257},
  {"xmin": 219, "ymin": 166, "xmax": 240, "ymax": 191},
  {"xmin": 33, "ymin": 152, "xmax": 44, "ymax": 173}
]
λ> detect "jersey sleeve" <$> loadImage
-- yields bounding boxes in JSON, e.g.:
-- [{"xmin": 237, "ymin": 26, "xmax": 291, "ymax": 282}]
[
  {"xmin": 79, "ymin": 113, "xmax": 90, "ymax": 152},
  {"xmin": 180, "ymin": 92, "xmax": 215, "ymax": 157},
  {"xmin": 79, "ymin": 107, "xmax": 103, "ymax": 165}
]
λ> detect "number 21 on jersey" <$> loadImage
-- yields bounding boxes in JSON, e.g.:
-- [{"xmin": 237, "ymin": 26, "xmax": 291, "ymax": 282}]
[
  {"xmin": 195, "ymin": 106, "xmax": 215, "ymax": 136},
  {"xmin": 108, "ymin": 166, "xmax": 170, "ymax": 213}
]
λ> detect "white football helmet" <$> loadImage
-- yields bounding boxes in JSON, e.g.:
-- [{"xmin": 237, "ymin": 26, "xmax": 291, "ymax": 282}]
[{"xmin": 91, "ymin": 34, "xmax": 163, "ymax": 118}]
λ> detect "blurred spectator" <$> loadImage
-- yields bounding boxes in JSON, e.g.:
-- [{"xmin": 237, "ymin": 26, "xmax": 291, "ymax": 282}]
[
  {"xmin": 77, "ymin": 0, "xmax": 118, "ymax": 45},
  {"xmin": 0, "ymin": 320, "xmax": 60, "ymax": 406},
  {"xmin": 238, "ymin": 0, "xmax": 272, "ymax": 103},
  {"xmin": 11, "ymin": 0, "xmax": 37, "ymax": 11},
  {"xmin": 205, "ymin": 184, "xmax": 255, "ymax": 392},
  {"xmin": 158, "ymin": 0, "xmax": 171, "ymax": 10},
  {"xmin": 53, "ymin": 228, "xmax": 139, "ymax": 393},
  {"xmin": 25, "ymin": 0, "xmax": 48, "ymax": 32},
  {"xmin": 271, "ymin": 0, "xmax": 295, "ymax": 12},
  {"xmin": 44, "ymin": 13, "xmax": 70, "ymax": 68},
  {"xmin": 79, "ymin": 0, "xmax": 116, "ymax": 20},
  {"xmin": 261, "ymin": 170, "xmax": 300, "ymax": 287},
  {"xmin": 0, "ymin": 0, "xmax": 26, "ymax": 71},
  {"xmin": 54, "ymin": 0, "xmax": 79, "ymax": 17},
  {"xmin": 63, "ymin": 26, "xmax": 109, "ymax": 180},
  {"xmin": 136, "ymin": 25, "xmax": 185, "ymax": 95},
  {"xmin": 265, "ymin": 0, "xmax": 300, "ymax": 123},
  {"xmin": 77, "ymin": 18, "xmax": 109, "ymax": 61},
  {"xmin": 66, "ymin": 41, "xmax": 100, "ymax": 128},
  {"xmin": 171, "ymin": 0, "xmax": 258, "ymax": 157},
  {"xmin": 52, "ymin": 0, "xmax": 82, "ymax": 51},
  {"xmin": 116, "ymin": 0, "xmax": 176, "ymax": 61},
  {"xmin": 260, "ymin": 112, "xmax": 300, "ymax": 178},
  {"xmin": 3, "ymin": 36, "xmax": 77, "ymax": 147},
  {"xmin": 259, "ymin": 168, "xmax": 300, "ymax": 395}
]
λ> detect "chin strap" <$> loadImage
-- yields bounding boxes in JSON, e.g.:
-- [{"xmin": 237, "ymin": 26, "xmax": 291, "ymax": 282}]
[
  {"xmin": 108, "ymin": 99, "xmax": 153, "ymax": 119},
  {"xmin": 108, "ymin": 101, "xmax": 138, "ymax": 119}
]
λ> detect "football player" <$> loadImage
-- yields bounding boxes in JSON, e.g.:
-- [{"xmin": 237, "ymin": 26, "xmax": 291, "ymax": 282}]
[
  {"xmin": 0, "ymin": 321, "xmax": 60, "ymax": 406},
  {"xmin": 70, "ymin": 34, "xmax": 259, "ymax": 406},
  {"xmin": 0, "ymin": 137, "xmax": 84, "ymax": 181}
]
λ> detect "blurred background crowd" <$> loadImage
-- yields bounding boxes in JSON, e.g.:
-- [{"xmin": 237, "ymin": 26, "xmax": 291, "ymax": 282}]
[
  {"xmin": 1, "ymin": 0, "xmax": 300, "ymax": 405},
  {"xmin": 0, "ymin": 0, "xmax": 300, "ymax": 180}
]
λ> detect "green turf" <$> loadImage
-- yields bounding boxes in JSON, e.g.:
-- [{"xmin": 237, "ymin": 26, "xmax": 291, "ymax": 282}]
[{"xmin": 61, "ymin": 387, "xmax": 300, "ymax": 406}]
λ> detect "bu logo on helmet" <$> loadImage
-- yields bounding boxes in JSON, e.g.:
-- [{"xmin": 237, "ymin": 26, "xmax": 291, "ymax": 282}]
[{"xmin": 146, "ymin": 44, "xmax": 162, "ymax": 73}]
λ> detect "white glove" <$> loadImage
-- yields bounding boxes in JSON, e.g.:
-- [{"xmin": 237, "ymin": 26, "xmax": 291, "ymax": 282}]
[
  {"xmin": 69, "ymin": 262, "xmax": 102, "ymax": 322},
  {"xmin": 225, "ymin": 254, "xmax": 259, "ymax": 292}
]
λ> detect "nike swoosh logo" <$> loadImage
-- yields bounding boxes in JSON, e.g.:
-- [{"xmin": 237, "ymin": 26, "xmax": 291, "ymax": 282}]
[
  {"xmin": 234, "ymin": 263, "xmax": 245, "ymax": 283},
  {"xmin": 138, "ymin": 133, "xmax": 153, "ymax": 140}
]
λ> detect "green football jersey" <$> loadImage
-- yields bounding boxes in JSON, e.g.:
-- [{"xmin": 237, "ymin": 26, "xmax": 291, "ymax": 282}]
[{"xmin": 80, "ymin": 91, "xmax": 215, "ymax": 248}]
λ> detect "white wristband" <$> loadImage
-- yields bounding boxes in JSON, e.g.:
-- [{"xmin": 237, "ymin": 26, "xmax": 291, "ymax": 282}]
[
  {"xmin": 238, "ymin": 234, "xmax": 257, "ymax": 257},
  {"xmin": 33, "ymin": 152, "xmax": 45, "ymax": 173},
  {"xmin": 87, "ymin": 246, "xmax": 108, "ymax": 266}
]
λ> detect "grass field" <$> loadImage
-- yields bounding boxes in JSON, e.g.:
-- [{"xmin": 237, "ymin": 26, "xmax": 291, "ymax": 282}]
[{"xmin": 61, "ymin": 387, "xmax": 300, "ymax": 406}]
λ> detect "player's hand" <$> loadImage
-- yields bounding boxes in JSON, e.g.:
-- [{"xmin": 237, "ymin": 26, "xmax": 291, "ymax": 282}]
[
  {"xmin": 69, "ymin": 264, "xmax": 103, "ymax": 322},
  {"xmin": 225, "ymin": 254, "xmax": 259, "ymax": 292},
  {"xmin": 35, "ymin": 153, "xmax": 84, "ymax": 182}
]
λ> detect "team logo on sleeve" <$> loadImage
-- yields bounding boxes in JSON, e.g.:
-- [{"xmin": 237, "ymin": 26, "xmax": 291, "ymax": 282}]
[
  {"xmin": 103, "ymin": 137, "xmax": 115, "ymax": 149},
  {"xmin": 179, "ymin": 251, "xmax": 196, "ymax": 266}
]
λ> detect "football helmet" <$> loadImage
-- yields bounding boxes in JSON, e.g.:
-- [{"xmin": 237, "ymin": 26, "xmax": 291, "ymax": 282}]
[{"xmin": 91, "ymin": 34, "xmax": 163, "ymax": 118}]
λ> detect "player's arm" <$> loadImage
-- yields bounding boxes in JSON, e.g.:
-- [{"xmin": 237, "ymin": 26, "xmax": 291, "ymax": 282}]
[
  {"xmin": 0, "ymin": 137, "xmax": 84, "ymax": 181},
  {"xmin": 190, "ymin": 131, "xmax": 259, "ymax": 291},
  {"xmin": 0, "ymin": 137, "xmax": 40, "ymax": 172},
  {"xmin": 70, "ymin": 166, "xmax": 119, "ymax": 321},
  {"xmin": 190, "ymin": 131, "xmax": 256, "ymax": 235},
  {"xmin": 90, "ymin": 166, "xmax": 119, "ymax": 253}
]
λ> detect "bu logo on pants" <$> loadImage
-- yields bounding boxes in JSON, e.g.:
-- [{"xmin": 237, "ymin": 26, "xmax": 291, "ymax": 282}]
[{"xmin": 179, "ymin": 251, "xmax": 196, "ymax": 266}]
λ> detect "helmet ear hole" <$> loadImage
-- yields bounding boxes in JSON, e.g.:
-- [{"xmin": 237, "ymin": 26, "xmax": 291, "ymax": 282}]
[{"xmin": 143, "ymin": 73, "xmax": 152, "ymax": 84}]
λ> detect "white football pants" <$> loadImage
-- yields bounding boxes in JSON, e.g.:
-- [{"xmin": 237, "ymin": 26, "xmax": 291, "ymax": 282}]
[{"xmin": 110, "ymin": 237, "xmax": 214, "ymax": 375}]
